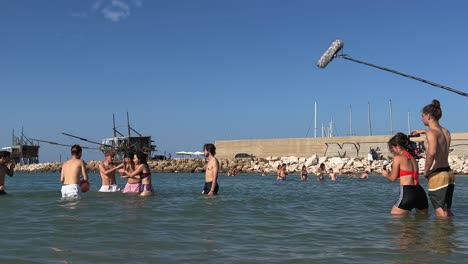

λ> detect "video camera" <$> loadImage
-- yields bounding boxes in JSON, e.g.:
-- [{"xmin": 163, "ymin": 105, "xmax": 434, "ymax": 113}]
[{"xmin": 407, "ymin": 134, "xmax": 426, "ymax": 159}]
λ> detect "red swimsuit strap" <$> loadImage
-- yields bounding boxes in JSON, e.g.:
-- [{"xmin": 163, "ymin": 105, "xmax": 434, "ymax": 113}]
[
  {"xmin": 403, "ymin": 150, "xmax": 412, "ymax": 159},
  {"xmin": 400, "ymin": 150, "xmax": 419, "ymax": 185}
]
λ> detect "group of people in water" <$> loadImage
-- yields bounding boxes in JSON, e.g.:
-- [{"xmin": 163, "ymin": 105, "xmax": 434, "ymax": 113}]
[
  {"xmin": 59, "ymin": 145, "xmax": 155, "ymax": 198},
  {"xmin": 276, "ymin": 162, "xmax": 365, "ymax": 181},
  {"xmin": 59, "ymin": 143, "xmax": 221, "ymax": 198},
  {"xmin": 0, "ymin": 100, "xmax": 456, "ymax": 219}
]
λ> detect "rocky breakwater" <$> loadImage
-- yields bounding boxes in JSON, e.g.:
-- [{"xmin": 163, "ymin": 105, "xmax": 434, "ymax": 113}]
[{"xmin": 14, "ymin": 155, "xmax": 468, "ymax": 175}]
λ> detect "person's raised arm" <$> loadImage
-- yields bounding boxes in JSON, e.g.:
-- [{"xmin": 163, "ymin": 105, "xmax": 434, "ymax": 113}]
[
  {"xmin": 411, "ymin": 129, "xmax": 426, "ymax": 136},
  {"xmin": 122, "ymin": 164, "xmax": 144, "ymax": 179},
  {"xmin": 6, "ymin": 162, "xmax": 15, "ymax": 176},
  {"xmin": 382, "ymin": 157, "xmax": 399, "ymax": 182},
  {"xmin": 99, "ymin": 162, "xmax": 123, "ymax": 175}
]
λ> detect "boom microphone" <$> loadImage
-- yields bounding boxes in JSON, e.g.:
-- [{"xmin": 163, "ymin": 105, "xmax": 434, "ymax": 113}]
[
  {"xmin": 316, "ymin": 39, "xmax": 468, "ymax": 97},
  {"xmin": 316, "ymin": 39, "xmax": 344, "ymax": 68}
]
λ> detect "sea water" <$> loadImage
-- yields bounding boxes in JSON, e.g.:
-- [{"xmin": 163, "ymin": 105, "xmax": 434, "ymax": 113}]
[{"xmin": 1, "ymin": 172, "xmax": 467, "ymax": 264}]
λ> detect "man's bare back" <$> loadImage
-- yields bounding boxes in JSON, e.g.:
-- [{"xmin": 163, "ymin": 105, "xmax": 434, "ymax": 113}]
[
  {"xmin": 424, "ymin": 126, "xmax": 451, "ymax": 173},
  {"xmin": 61, "ymin": 158, "xmax": 88, "ymax": 185}
]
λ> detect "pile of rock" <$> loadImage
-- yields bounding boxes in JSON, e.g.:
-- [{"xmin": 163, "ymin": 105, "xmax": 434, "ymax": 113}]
[{"xmin": 14, "ymin": 155, "xmax": 468, "ymax": 174}]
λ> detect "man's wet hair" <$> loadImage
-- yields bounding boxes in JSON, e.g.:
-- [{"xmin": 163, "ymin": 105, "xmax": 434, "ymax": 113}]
[
  {"xmin": 71, "ymin": 145, "xmax": 82, "ymax": 156},
  {"xmin": 204, "ymin": 143, "xmax": 216, "ymax": 155}
]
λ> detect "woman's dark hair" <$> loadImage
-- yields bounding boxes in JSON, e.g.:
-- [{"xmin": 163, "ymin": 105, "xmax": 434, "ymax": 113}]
[
  {"xmin": 124, "ymin": 152, "xmax": 134, "ymax": 159},
  {"xmin": 387, "ymin": 132, "xmax": 410, "ymax": 151},
  {"xmin": 135, "ymin": 151, "xmax": 147, "ymax": 165},
  {"xmin": 422, "ymin": 99, "xmax": 442, "ymax": 121},
  {"xmin": 0, "ymin": 151, "xmax": 11, "ymax": 159}
]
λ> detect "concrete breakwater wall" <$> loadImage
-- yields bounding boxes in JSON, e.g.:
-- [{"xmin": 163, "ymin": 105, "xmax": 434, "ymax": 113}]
[
  {"xmin": 215, "ymin": 133, "xmax": 468, "ymax": 159},
  {"xmin": 15, "ymin": 155, "xmax": 468, "ymax": 175}
]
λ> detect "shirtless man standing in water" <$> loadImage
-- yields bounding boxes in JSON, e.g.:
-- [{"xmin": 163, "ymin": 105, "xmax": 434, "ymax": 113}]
[
  {"xmin": 412, "ymin": 99, "xmax": 454, "ymax": 218},
  {"xmin": 98, "ymin": 151, "xmax": 123, "ymax": 192},
  {"xmin": 0, "ymin": 151, "xmax": 15, "ymax": 195},
  {"xmin": 202, "ymin": 143, "xmax": 219, "ymax": 195},
  {"xmin": 61, "ymin": 145, "xmax": 89, "ymax": 198}
]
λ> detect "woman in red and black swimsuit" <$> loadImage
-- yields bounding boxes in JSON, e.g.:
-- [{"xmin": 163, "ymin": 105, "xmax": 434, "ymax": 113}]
[{"xmin": 382, "ymin": 132, "xmax": 428, "ymax": 216}]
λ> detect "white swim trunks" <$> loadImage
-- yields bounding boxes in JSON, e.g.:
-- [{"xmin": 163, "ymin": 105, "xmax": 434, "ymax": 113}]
[
  {"xmin": 98, "ymin": 184, "xmax": 121, "ymax": 192},
  {"xmin": 61, "ymin": 184, "xmax": 80, "ymax": 199}
]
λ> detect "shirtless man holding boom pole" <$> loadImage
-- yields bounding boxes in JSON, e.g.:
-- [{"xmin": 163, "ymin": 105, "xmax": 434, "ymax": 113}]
[{"xmin": 411, "ymin": 99, "xmax": 454, "ymax": 218}]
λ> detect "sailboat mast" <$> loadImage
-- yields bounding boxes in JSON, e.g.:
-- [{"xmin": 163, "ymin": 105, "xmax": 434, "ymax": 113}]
[
  {"xmin": 127, "ymin": 111, "xmax": 131, "ymax": 137},
  {"xmin": 349, "ymin": 104, "xmax": 352, "ymax": 136},
  {"xmin": 113, "ymin": 113, "xmax": 117, "ymax": 137},
  {"xmin": 314, "ymin": 101, "xmax": 317, "ymax": 138},
  {"xmin": 389, "ymin": 99, "xmax": 394, "ymax": 135},
  {"xmin": 368, "ymin": 101, "xmax": 373, "ymax": 136},
  {"xmin": 407, "ymin": 111, "xmax": 411, "ymax": 135}
]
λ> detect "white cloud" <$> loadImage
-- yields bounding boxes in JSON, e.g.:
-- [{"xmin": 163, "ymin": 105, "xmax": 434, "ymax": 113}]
[
  {"xmin": 90, "ymin": 0, "xmax": 142, "ymax": 22},
  {"xmin": 92, "ymin": 0, "xmax": 104, "ymax": 11},
  {"xmin": 101, "ymin": 0, "xmax": 130, "ymax": 22}
]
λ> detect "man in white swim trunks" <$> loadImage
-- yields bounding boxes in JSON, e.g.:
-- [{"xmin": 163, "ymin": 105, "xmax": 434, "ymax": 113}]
[
  {"xmin": 61, "ymin": 145, "xmax": 89, "ymax": 199},
  {"xmin": 98, "ymin": 151, "xmax": 123, "ymax": 192}
]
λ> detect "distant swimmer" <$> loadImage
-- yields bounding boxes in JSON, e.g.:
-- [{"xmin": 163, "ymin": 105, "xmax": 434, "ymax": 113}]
[
  {"xmin": 60, "ymin": 145, "xmax": 89, "ymax": 199},
  {"xmin": 276, "ymin": 165, "xmax": 282, "ymax": 180},
  {"xmin": 360, "ymin": 171, "xmax": 369, "ymax": 179},
  {"xmin": 328, "ymin": 168, "xmax": 336, "ymax": 181},
  {"xmin": 98, "ymin": 151, "xmax": 124, "ymax": 192},
  {"xmin": 382, "ymin": 133, "xmax": 428, "ymax": 216},
  {"xmin": 202, "ymin": 143, "xmax": 219, "ymax": 195},
  {"xmin": 277, "ymin": 163, "xmax": 287, "ymax": 180},
  {"xmin": 120, "ymin": 152, "xmax": 140, "ymax": 193},
  {"xmin": 315, "ymin": 163, "xmax": 325, "ymax": 181},
  {"xmin": 0, "ymin": 151, "xmax": 15, "ymax": 195},
  {"xmin": 412, "ymin": 99, "xmax": 453, "ymax": 218},
  {"xmin": 121, "ymin": 151, "xmax": 154, "ymax": 196},
  {"xmin": 300, "ymin": 165, "xmax": 308, "ymax": 181}
]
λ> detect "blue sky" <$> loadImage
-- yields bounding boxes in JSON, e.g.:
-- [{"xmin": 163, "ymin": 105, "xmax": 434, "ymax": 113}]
[{"xmin": 1, "ymin": 0, "xmax": 467, "ymax": 162}]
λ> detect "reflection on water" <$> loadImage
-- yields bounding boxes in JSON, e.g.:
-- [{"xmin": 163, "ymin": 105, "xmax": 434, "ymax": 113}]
[
  {"xmin": 59, "ymin": 199, "xmax": 81, "ymax": 210},
  {"xmin": 387, "ymin": 215, "xmax": 459, "ymax": 264},
  {"xmin": 427, "ymin": 219, "xmax": 458, "ymax": 255},
  {"xmin": 200, "ymin": 196, "xmax": 221, "ymax": 256}
]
